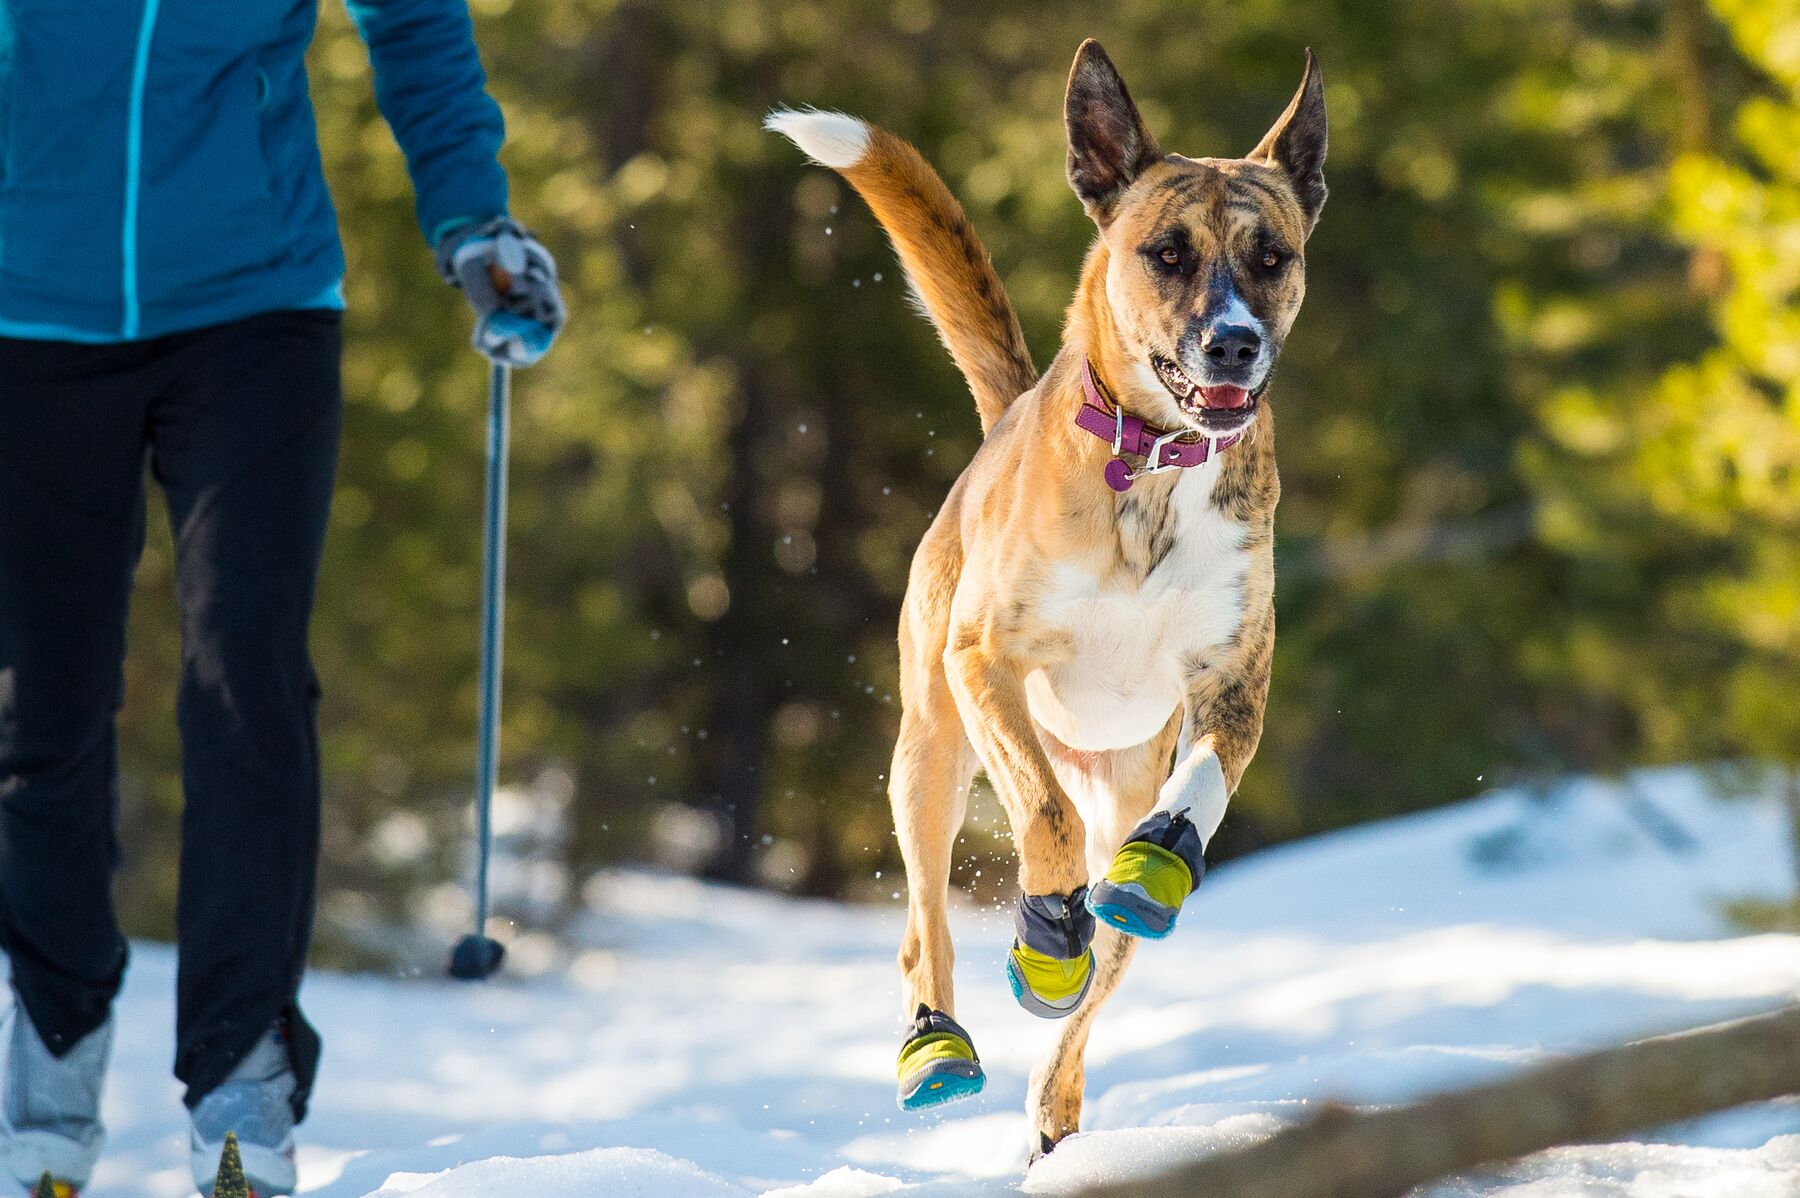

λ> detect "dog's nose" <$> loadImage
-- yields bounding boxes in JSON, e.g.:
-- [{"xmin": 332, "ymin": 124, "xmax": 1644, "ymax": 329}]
[{"xmin": 1203, "ymin": 323, "xmax": 1262, "ymax": 367}]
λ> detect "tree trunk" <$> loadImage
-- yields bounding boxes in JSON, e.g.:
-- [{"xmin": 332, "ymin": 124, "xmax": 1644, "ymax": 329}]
[
  {"xmin": 1665, "ymin": 0, "xmax": 1728, "ymax": 297},
  {"xmin": 694, "ymin": 358, "xmax": 774, "ymax": 885}
]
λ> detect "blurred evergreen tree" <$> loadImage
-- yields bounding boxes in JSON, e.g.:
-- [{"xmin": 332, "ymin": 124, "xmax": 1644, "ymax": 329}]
[
  {"xmin": 102, "ymin": 0, "xmax": 1790, "ymax": 948},
  {"xmin": 1516, "ymin": 0, "xmax": 1786, "ymax": 780}
]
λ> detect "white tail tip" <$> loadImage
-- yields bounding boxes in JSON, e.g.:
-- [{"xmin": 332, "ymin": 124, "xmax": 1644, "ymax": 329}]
[{"xmin": 764, "ymin": 108, "xmax": 870, "ymax": 170}]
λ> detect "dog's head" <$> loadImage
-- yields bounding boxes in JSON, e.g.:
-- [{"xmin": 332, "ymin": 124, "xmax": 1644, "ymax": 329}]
[{"xmin": 1067, "ymin": 40, "xmax": 1326, "ymax": 437}]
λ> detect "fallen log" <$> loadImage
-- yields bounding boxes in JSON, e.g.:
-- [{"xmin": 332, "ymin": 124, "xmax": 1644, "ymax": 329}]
[{"xmin": 1076, "ymin": 1003, "xmax": 1800, "ymax": 1198}]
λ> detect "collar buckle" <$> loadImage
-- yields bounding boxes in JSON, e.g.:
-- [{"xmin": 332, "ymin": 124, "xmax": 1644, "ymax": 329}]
[
  {"xmin": 1124, "ymin": 427, "xmax": 1191, "ymax": 484},
  {"xmin": 1141, "ymin": 427, "xmax": 1188, "ymax": 474}
]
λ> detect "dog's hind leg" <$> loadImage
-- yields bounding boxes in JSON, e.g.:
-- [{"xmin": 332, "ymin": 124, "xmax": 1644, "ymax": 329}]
[
  {"xmin": 1028, "ymin": 724, "xmax": 1177, "ymax": 1153},
  {"xmin": 1026, "ymin": 926, "xmax": 1136, "ymax": 1154},
  {"xmin": 890, "ymin": 537, "xmax": 988, "ymax": 1110},
  {"xmin": 891, "ymin": 521, "xmax": 978, "ymax": 1019},
  {"xmin": 891, "ymin": 662, "xmax": 976, "ymax": 1018}
]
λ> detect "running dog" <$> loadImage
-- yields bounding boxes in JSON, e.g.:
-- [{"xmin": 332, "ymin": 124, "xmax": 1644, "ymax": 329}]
[{"xmin": 768, "ymin": 39, "xmax": 1325, "ymax": 1155}]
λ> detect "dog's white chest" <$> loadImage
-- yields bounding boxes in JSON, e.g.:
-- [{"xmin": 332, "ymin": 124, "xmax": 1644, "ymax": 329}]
[{"xmin": 1025, "ymin": 469, "xmax": 1250, "ymax": 752}]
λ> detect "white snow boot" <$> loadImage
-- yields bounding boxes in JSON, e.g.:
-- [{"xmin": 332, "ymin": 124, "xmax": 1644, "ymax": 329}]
[
  {"xmin": 0, "ymin": 1005, "xmax": 111, "ymax": 1193},
  {"xmin": 188, "ymin": 1025, "xmax": 297, "ymax": 1197}
]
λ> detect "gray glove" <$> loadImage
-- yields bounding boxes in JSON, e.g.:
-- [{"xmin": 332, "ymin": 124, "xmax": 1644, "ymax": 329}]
[{"xmin": 435, "ymin": 216, "xmax": 566, "ymax": 367}]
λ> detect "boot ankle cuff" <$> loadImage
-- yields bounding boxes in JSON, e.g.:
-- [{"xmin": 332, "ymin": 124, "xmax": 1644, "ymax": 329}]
[{"xmin": 1014, "ymin": 887, "xmax": 1097, "ymax": 960}]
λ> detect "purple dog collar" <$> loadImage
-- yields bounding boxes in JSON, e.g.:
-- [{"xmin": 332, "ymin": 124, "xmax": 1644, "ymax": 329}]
[{"xmin": 1075, "ymin": 359, "xmax": 1240, "ymax": 493}]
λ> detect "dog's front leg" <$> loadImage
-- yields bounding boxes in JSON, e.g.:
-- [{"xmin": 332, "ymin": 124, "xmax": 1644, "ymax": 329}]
[
  {"xmin": 945, "ymin": 633, "xmax": 1103, "ymax": 1022},
  {"xmin": 1170, "ymin": 622, "xmax": 1273, "ymax": 827},
  {"xmin": 1155, "ymin": 674, "xmax": 1263, "ymax": 849},
  {"xmin": 943, "ymin": 637, "xmax": 1086, "ymax": 897},
  {"xmin": 1155, "ymin": 683, "xmax": 1263, "ymax": 842},
  {"xmin": 1087, "ymin": 622, "xmax": 1271, "ymax": 940}
]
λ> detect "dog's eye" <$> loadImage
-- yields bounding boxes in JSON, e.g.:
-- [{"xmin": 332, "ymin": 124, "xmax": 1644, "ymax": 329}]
[
  {"xmin": 1158, "ymin": 247, "xmax": 1181, "ymax": 268},
  {"xmin": 1260, "ymin": 248, "xmax": 1282, "ymax": 269}
]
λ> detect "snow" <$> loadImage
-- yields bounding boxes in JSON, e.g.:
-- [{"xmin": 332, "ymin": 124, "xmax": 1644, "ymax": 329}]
[{"xmin": 55, "ymin": 766, "xmax": 1800, "ymax": 1195}]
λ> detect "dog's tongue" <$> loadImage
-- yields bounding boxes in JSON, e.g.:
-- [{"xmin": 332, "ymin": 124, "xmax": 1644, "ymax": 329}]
[{"xmin": 1199, "ymin": 384, "xmax": 1250, "ymax": 410}]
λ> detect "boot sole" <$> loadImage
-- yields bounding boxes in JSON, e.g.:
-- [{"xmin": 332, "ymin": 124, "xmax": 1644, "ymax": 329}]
[
  {"xmin": 897, "ymin": 1060, "xmax": 985, "ymax": 1111},
  {"xmin": 1087, "ymin": 881, "xmax": 1179, "ymax": 940}
]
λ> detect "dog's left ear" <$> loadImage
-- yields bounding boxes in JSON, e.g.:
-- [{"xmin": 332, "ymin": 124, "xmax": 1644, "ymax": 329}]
[
  {"xmin": 1065, "ymin": 39, "xmax": 1162, "ymax": 224},
  {"xmin": 1250, "ymin": 49, "xmax": 1328, "ymax": 233}
]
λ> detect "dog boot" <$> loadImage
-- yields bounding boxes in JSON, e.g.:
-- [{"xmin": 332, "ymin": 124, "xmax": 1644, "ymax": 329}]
[
  {"xmin": 0, "ymin": 1005, "xmax": 111, "ymax": 1196},
  {"xmin": 1088, "ymin": 810, "xmax": 1206, "ymax": 940},
  {"xmin": 896, "ymin": 1005, "xmax": 984, "ymax": 1110},
  {"xmin": 1006, "ymin": 887, "xmax": 1096, "ymax": 1019},
  {"xmin": 189, "ymin": 1024, "xmax": 298, "ymax": 1197}
]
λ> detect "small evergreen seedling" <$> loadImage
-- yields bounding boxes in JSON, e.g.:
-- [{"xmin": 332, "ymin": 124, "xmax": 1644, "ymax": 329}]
[{"xmin": 212, "ymin": 1131, "xmax": 250, "ymax": 1198}]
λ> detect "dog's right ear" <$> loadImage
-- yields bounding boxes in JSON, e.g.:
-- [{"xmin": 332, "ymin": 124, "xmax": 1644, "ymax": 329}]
[{"xmin": 1065, "ymin": 40, "xmax": 1162, "ymax": 224}]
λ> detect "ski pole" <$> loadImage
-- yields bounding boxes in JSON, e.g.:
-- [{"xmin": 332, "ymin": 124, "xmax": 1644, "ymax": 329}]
[{"xmin": 449, "ymin": 359, "xmax": 511, "ymax": 980}]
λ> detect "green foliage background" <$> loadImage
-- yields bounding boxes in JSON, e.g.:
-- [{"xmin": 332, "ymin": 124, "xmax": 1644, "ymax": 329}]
[{"xmin": 107, "ymin": 0, "xmax": 1800, "ymax": 946}]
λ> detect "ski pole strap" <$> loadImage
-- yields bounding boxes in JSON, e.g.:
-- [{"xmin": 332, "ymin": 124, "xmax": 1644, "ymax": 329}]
[{"xmin": 1015, "ymin": 886, "xmax": 1097, "ymax": 961}]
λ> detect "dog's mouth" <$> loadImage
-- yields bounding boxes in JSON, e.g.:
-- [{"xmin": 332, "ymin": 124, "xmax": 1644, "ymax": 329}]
[{"xmin": 1151, "ymin": 354, "xmax": 1261, "ymax": 434}]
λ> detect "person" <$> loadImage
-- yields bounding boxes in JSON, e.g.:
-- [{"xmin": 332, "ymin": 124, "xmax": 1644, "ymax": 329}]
[{"xmin": 0, "ymin": 1, "xmax": 564, "ymax": 1193}]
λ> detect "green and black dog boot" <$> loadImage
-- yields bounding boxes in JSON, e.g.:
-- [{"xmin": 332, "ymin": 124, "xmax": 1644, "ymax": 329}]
[
  {"xmin": 896, "ymin": 1005, "xmax": 985, "ymax": 1110},
  {"xmin": 1088, "ymin": 810, "xmax": 1206, "ymax": 939},
  {"xmin": 1006, "ymin": 886, "xmax": 1097, "ymax": 1018}
]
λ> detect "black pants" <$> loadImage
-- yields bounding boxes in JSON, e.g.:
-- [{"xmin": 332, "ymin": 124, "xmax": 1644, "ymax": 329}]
[{"xmin": 0, "ymin": 309, "xmax": 339, "ymax": 1120}]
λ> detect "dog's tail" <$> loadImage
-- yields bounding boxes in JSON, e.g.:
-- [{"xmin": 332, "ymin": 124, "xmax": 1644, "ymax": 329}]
[{"xmin": 766, "ymin": 109, "xmax": 1037, "ymax": 434}]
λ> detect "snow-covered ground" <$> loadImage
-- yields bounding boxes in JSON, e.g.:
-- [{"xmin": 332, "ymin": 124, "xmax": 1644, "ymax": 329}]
[{"xmin": 61, "ymin": 767, "xmax": 1800, "ymax": 1195}]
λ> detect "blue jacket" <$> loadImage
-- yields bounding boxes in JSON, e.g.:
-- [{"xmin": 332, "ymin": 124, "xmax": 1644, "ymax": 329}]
[{"xmin": 0, "ymin": 0, "xmax": 507, "ymax": 342}]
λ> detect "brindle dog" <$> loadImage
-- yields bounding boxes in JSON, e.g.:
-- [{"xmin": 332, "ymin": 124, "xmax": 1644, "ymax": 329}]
[{"xmin": 769, "ymin": 39, "xmax": 1325, "ymax": 1154}]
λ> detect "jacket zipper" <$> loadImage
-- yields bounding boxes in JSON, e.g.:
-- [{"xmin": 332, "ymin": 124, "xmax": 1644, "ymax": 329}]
[{"xmin": 121, "ymin": 0, "xmax": 162, "ymax": 338}]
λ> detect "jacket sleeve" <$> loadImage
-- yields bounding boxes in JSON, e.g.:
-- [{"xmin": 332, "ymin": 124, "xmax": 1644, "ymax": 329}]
[{"xmin": 346, "ymin": 0, "xmax": 510, "ymax": 245}]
